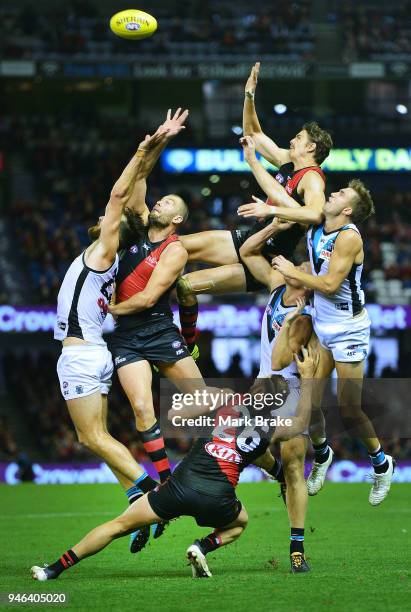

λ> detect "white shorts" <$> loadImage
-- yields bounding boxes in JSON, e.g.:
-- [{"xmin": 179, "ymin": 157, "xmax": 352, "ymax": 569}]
[
  {"xmin": 57, "ymin": 344, "xmax": 113, "ymax": 401},
  {"xmin": 313, "ymin": 309, "xmax": 371, "ymax": 363}
]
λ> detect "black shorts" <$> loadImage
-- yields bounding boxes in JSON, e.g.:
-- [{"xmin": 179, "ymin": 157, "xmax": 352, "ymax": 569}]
[
  {"xmin": 231, "ymin": 227, "xmax": 305, "ymax": 292},
  {"xmin": 109, "ymin": 322, "xmax": 190, "ymax": 370},
  {"xmin": 231, "ymin": 229, "xmax": 269, "ymax": 292},
  {"xmin": 147, "ymin": 477, "xmax": 242, "ymax": 528}
]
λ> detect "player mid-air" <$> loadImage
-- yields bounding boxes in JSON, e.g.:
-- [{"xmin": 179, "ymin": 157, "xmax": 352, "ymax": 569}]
[
  {"xmin": 54, "ymin": 127, "xmax": 172, "ymax": 519},
  {"xmin": 176, "ymin": 62, "xmax": 333, "ymax": 353},
  {"xmin": 263, "ymin": 179, "xmax": 396, "ymax": 504},
  {"xmin": 30, "ymin": 343, "xmax": 317, "ymax": 581}
]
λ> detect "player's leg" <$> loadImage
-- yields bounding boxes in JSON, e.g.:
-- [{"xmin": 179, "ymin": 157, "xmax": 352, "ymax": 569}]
[
  {"xmin": 306, "ymin": 337, "xmax": 336, "ymax": 495},
  {"xmin": 187, "ymin": 506, "xmax": 248, "ymax": 578},
  {"xmin": 31, "ymin": 495, "xmax": 161, "ymax": 581},
  {"xmin": 280, "ymin": 436, "xmax": 310, "ymax": 573},
  {"xmin": 253, "ymin": 447, "xmax": 285, "ymax": 484},
  {"xmin": 176, "ymin": 264, "xmax": 247, "ymax": 352},
  {"xmin": 66, "ymin": 393, "xmax": 151, "ymax": 488},
  {"xmin": 335, "ymin": 359, "xmax": 395, "ymax": 505},
  {"xmin": 179, "ymin": 230, "xmax": 239, "ymax": 266},
  {"xmin": 117, "ymin": 360, "xmax": 171, "ymax": 484}
]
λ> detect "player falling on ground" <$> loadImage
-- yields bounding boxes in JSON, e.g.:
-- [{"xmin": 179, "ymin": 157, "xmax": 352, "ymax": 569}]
[
  {"xmin": 30, "ymin": 343, "xmax": 317, "ymax": 582},
  {"xmin": 268, "ymin": 180, "xmax": 396, "ymax": 505},
  {"xmin": 239, "ymin": 220, "xmax": 314, "ymax": 572},
  {"xmin": 176, "ymin": 61, "xmax": 332, "ymax": 354}
]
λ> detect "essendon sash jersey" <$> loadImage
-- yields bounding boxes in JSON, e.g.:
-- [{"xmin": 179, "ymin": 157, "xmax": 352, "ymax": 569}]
[
  {"xmin": 115, "ymin": 230, "xmax": 179, "ymax": 330},
  {"xmin": 251, "ymin": 162, "xmax": 325, "ymax": 259},
  {"xmin": 172, "ymin": 405, "xmax": 272, "ymax": 496}
]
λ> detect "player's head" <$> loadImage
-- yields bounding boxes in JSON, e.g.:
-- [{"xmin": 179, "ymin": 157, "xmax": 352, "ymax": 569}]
[
  {"xmin": 87, "ymin": 208, "xmax": 144, "ymax": 248},
  {"xmin": 148, "ymin": 194, "xmax": 189, "ymax": 229},
  {"xmin": 324, "ymin": 179, "xmax": 375, "ymax": 224},
  {"xmin": 290, "ymin": 122, "xmax": 333, "ymax": 165}
]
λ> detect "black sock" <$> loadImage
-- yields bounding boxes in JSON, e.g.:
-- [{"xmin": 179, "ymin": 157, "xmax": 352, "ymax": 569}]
[
  {"xmin": 48, "ymin": 549, "xmax": 79, "ymax": 577},
  {"xmin": 267, "ymin": 458, "xmax": 285, "ymax": 483},
  {"xmin": 139, "ymin": 421, "xmax": 171, "ymax": 483},
  {"xmin": 198, "ymin": 533, "xmax": 223, "ymax": 556},
  {"xmin": 179, "ymin": 302, "xmax": 198, "ymax": 348},
  {"xmin": 126, "ymin": 472, "xmax": 157, "ymax": 505},
  {"xmin": 290, "ymin": 528, "xmax": 304, "ymax": 555},
  {"xmin": 313, "ymin": 439, "xmax": 331, "ymax": 464},
  {"xmin": 368, "ymin": 446, "xmax": 389, "ymax": 474}
]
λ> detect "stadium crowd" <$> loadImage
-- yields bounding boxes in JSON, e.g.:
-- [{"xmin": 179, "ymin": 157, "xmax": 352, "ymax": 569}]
[
  {"xmin": 334, "ymin": 1, "xmax": 411, "ymax": 62},
  {"xmin": 0, "ymin": 0, "xmax": 314, "ymax": 61}
]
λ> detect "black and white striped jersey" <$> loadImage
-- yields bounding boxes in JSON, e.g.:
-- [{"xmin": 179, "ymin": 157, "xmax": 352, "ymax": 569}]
[
  {"xmin": 307, "ymin": 222, "xmax": 364, "ymax": 321},
  {"xmin": 54, "ymin": 251, "xmax": 118, "ymax": 345}
]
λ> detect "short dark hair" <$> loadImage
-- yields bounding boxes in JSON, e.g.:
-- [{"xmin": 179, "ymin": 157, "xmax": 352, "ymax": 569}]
[
  {"xmin": 302, "ymin": 121, "xmax": 333, "ymax": 165},
  {"xmin": 171, "ymin": 194, "xmax": 189, "ymax": 223},
  {"xmin": 348, "ymin": 179, "xmax": 375, "ymax": 224}
]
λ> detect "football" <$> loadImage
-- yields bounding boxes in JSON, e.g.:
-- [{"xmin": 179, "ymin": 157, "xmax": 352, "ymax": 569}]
[{"xmin": 109, "ymin": 9, "xmax": 157, "ymax": 40}]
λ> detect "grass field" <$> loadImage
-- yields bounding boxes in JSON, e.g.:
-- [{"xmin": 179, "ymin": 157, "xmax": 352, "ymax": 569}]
[{"xmin": 0, "ymin": 482, "xmax": 410, "ymax": 612}]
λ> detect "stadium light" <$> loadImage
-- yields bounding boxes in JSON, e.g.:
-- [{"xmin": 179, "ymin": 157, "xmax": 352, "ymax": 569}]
[
  {"xmin": 396, "ymin": 104, "xmax": 408, "ymax": 115},
  {"xmin": 273, "ymin": 104, "xmax": 287, "ymax": 115},
  {"xmin": 231, "ymin": 125, "xmax": 243, "ymax": 135}
]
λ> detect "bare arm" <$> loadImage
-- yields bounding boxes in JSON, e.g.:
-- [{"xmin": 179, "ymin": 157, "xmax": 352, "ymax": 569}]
[
  {"xmin": 86, "ymin": 131, "xmax": 168, "ymax": 271},
  {"xmin": 242, "ymin": 62, "xmax": 290, "ymax": 168},
  {"xmin": 271, "ymin": 298, "xmax": 312, "ymax": 371},
  {"xmin": 271, "ymin": 345, "xmax": 317, "ymax": 442},
  {"xmin": 238, "ymin": 218, "xmax": 292, "ymax": 290},
  {"xmin": 109, "ymin": 242, "xmax": 188, "ymax": 315},
  {"xmin": 273, "ymin": 230, "xmax": 362, "ymax": 295},
  {"xmin": 238, "ymin": 137, "xmax": 325, "ymax": 225},
  {"xmin": 127, "ymin": 108, "xmax": 189, "ymax": 223}
]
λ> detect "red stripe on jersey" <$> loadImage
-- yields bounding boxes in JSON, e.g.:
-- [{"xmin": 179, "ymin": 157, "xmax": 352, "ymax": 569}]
[
  {"xmin": 285, "ymin": 166, "xmax": 325, "ymax": 196},
  {"xmin": 117, "ymin": 234, "xmax": 179, "ymax": 302}
]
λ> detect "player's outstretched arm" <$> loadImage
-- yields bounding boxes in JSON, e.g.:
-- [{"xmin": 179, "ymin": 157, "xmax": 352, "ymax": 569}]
[
  {"xmin": 242, "ymin": 62, "xmax": 290, "ymax": 168},
  {"xmin": 238, "ymin": 136, "xmax": 324, "ymax": 225},
  {"xmin": 271, "ymin": 345, "xmax": 317, "ymax": 441},
  {"xmin": 271, "ymin": 297, "xmax": 312, "ymax": 371},
  {"xmin": 86, "ymin": 130, "xmax": 169, "ymax": 271},
  {"xmin": 238, "ymin": 218, "xmax": 292, "ymax": 290},
  {"xmin": 109, "ymin": 242, "xmax": 188, "ymax": 315},
  {"xmin": 273, "ymin": 230, "xmax": 362, "ymax": 295},
  {"xmin": 127, "ymin": 108, "xmax": 189, "ymax": 223}
]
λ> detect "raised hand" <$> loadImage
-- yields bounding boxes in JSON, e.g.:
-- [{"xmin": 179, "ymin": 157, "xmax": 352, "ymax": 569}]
[
  {"xmin": 137, "ymin": 127, "xmax": 170, "ymax": 151},
  {"xmin": 239, "ymin": 134, "xmax": 257, "ymax": 163},
  {"xmin": 160, "ymin": 107, "xmax": 189, "ymax": 137},
  {"xmin": 245, "ymin": 62, "xmax": 260, "ymax": 95}
]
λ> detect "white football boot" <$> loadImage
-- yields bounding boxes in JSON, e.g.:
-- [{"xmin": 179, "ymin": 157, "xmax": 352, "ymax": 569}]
[
  {"xmin": 30, "ymin": 566, "xmax": 50, "ymax": 581},
  {"xmin": 186, "ymin": 543, "xmax": 212, "ymax": 578},
  {"xmin": 307, "ymin": 447, "xmax": 334, "ymax": 495},
  {"xmin": 369, "ymin": 455, "xmax": 395, "ymax": 506}
]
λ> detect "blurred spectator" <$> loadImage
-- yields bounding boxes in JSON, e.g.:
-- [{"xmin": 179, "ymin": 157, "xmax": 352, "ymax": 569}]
[{"xmin": 0, "ymin": 415, "xmax": 18, "ymax": 459}]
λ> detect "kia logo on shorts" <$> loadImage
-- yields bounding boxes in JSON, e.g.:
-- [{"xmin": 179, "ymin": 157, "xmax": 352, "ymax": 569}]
[
  {"xmin": 172, "ymin": 340, "xmax": 181, "ymax": 349},
  {"xmin": 205, "ymin": 442, "xmax": 242, "ymax": 464}
]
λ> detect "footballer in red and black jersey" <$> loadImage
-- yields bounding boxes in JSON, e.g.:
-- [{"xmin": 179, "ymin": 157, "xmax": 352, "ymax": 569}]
[
  {"xmin": 109, "ymin": 230, "xmax": 190, "ymax": 369},
  {"xmin": 232, "ymin": 162, "xmax": 325, "ymax": 290}
]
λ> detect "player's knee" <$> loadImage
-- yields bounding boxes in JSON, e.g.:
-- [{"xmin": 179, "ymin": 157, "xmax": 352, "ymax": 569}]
[
  {"xmin": 176, "ymin": 275, "xmax": 194, "ymax": 305},
  {"xmin": 112, "ymin": 516, "xmax": 134, "ymax": 538},
  {"xmin": 283, "ymin": 455, "xmax": 305, "ymax": 484},
  {"xmin": 77, "ymin": 430, "xmax": 108, "ymax": 455}
]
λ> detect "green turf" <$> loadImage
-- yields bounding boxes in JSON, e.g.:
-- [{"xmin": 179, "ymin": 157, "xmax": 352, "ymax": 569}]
[{"xmin": 0, "ymin": 483, "xmax": 410, "ymax": 612}]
